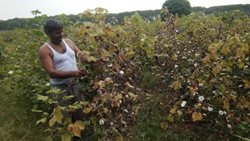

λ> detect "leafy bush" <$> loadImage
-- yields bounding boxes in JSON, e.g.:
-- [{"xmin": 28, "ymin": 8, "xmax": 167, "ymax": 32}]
[{"xmin": 1, "ymin": 8, "xmax": 250, "ymax": 141}]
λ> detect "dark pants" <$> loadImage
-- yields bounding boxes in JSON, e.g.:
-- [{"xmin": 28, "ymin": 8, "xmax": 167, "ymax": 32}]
[{"xmin": 50, "ymin": 83, "xmax": 84, "ymax": 123}]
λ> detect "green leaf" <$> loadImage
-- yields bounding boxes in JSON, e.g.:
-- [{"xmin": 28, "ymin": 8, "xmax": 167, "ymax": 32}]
[
  {"xmin": 172, "ymin": 81, "xmax": 181, "ymax": 91},
  {"xmin": 63, "ymin": 118, "xmax": 72, "ymax": 126},
  {"xmin": 100, "ymin": 48, "xmax": 110, "ymax": 59},
  {"xmin": 242, "ymin": 43, "xmax": 249, "ymax": 53},
  {"xmin": 32, "ymin": 29, "xmax": 44, "ymax": 36},
  {"xmin": 74, "ymin": 21, "xmax": 80, "ymax": 27},
  {"xmin": 62, "ymin": 95, "xmax": 74, "ymax": 101},
  {"xmin": 54, "ymin": 107, "xmax": 63, "ymax": 124},
  {"xmin": 46, "ymin": 88, "xmax": 63, "ymax": 95},
  {"xmin": 46, "ymin": 136, "xmax": 52, "ymax": 141},
  {"xmin": 177, "ymin": 110, "xmax": 183, "ymax": 121},
  {"xmin": 90, "ymin": 116, "xmax": 97, "ymax": 131},
  {"xmin": 239, "ymin": 61, "xmax": 244, "ymax": 68},
  {"xmin": 221, "ymin": 45, "xmax": 230, "ymax": 55},
  {"xmin": 234, "ymin": 134, "xmax": 250, "ymax": 141},
  {"xmin": 61, "ymin": 132, "xmax": 72, "ymax": 141},
  {"xmin": 170, "ymin": 108, "xmax": 177, "ymax": 114},
  {"xmin": 177, "ymin": 110, "xmax": 183, "ymax": 117},
  {"xmin": 87, "ymin": 56, "xmax": 96, "ymax": 62},
  {"xmin": 37, "ymin": 95, "xmax": 49, "ymax": 101},
  {"xmin": 83, "ymin": 120, "xmax": 91, "ymax": 125},
  {"xmin": 208, "ymin": 41, "xmax": 222, "ymax": 53},
  {"xmin": 49, "ymin": 115, "xmax": 57, "ymax": 127},
  {"xmin": 116, "ymin": 134, "xmax": 123, "ymax": 141},
  {"xmin": 128, "ymin": 92, "xmax": 137, "ymax": 100},
  {"xmin": 161, "ymin": 122, "xmax": 168, "ymax": 130},
  {"xmin": 31, "ymin": 109, "xmax": 43, "ymax": 113},
  {"xmin": 83, "ymin": 107, "xmax": 92, "ymax": 114},
  {"xmin": 115, "ymin": 94, "xmax": 123, "ymax": 102},
  {"xmin": 36, "ymin": 118, "xmax": 47, "ymax": 125},
  {"xmin": 223, "ymin": 100, "xmax": 230, "ymax": 111},
  {"xmin": 167, "ymin": 115, "xmax": 174, "ymax": 123}
]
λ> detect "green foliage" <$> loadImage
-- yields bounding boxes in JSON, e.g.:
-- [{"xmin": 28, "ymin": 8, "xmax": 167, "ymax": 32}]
[
  {"xmin": 1, "ymin": 8, "xmax": 250, "ymax": 141},
  {"xmin": 193, "ymin": 4, "xmax": 250, "ymax": 17},
  {"xmin": 161, "ymin": 0, "xmax": 191, "ymax": 19},
  {"xmin": 1, "ymin": 4, "xmax": 249, "ymax": 30}
]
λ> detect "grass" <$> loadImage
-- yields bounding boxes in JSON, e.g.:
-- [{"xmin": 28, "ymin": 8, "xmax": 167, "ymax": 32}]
[{"xmin": 0, "ymin": 86, "xmax": 48, "ymax": 141}]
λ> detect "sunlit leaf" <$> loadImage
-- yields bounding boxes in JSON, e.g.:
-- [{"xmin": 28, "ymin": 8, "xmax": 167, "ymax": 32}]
[
  {"xmin": 167, "ymin": 115, "xmax": 174, "ymax": 123},
  {"xmin": 37, "ymin": 95, "xmax": 49, "ymax": 101},
  {"xmin": 170, "ymin": 108, "xmax": 177, "ymax": 114},
  {"xmin": 83, "ymin": 107, "xmax": 92, "ymax": 114},
  {"xmin": 243, "ymin": 79, "xmax": 250, "ymax": 88},
  {"xmin": 239, "ymin": 61, "xmax": 244, "ymax": 68},
  {"xmin": 236, "ymin": 48, "xmax": 245, "ymax": 59},
  {"xmin": 127, "ymin": 51, "xmax": 135, "ymax": 57},
  {"xmin": 221, "ymin": 45, "xmax": 230, "ymax": 55},
  {"xmin": 115, "ymin": 94, "xmax": 123, "ymax": 102},
  {"xmin": 103, "ymin": 108, "xmax": 109, "ymax": 114},
  {"xmin": 242, "ymin": 43, "xmax": 249, "ymax": 53},
  {"xmin": 202, "ymin": 55, "xmax": 211, "ymax": 64},
  {"xmin": 68, "ymin": 123, "xmax": 81, "ymax": 137},
  {"xmin": 125, "ymin": 82, "xmax": 134, "ymax": 89},
  {"xmin": 172, "ymin": 55, "xmax": 178, "ymax": 61},
  {"xmin": 192, "ymin": 112, "xmax": 202, "ymax": 121},
  {"xmin": 128, "ymin": 92, "xmax": 137, "ymax": 100},
  {"xmin": 62, "ymin": 95, "xmax": 74, "ymax": 101},
  {"xmin": 172, "ymin": 81, "xmax": 181, "ymax": 91},
  {"xmin": 54, "ymin": 107, "xmax": 63, "ymax": 124},
  {"xmin": 36, "ymin": 118, "xmax": 47, "ymax": 125},
  {"xmin": 49, "ymin": 115, "xmax": 57, "ymax": 127},
  {"xmin": 87, "ymin": 56, "xmax": 97, "ymax": 62},
  {"xmin": 100, "ymin": 48, "xmax": 110, "ymax": 59},
  {"xmin": 75, "ymin": 120, "xmax": 86, "ymax": 130}
]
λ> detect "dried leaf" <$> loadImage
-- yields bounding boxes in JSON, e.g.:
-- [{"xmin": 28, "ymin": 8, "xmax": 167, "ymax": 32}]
[
  {"xmin": 75, "ymin": 120, "xmax": 86, "ymax": 130},
  {"xmin": 243, "ymin": 79, "xmax": 250, "ymax": 88},
  {"xmin": 172, "ymin": 55, "xmax": 178, "ymax": 61},
  {"xmin": 202, "ymin": 55, "xmax": 211, "ymax": 64},
  {"xmin": 125, "ymin": 82, "xmax": 134, "ymax": 89},
  {"xmin": 119, "ymin": 53, "xmax": 127, "ymax": 61},
  {"xmin": 192, "ymin": 112, "xmax": 202, "ymax": 121},
  {"xmin": 68, "ymin": 123, "xmax": 81, "ymax": 137},
  {"xmin": 172, "ymin": 81, "xmax": 181, "ymax": 91}
]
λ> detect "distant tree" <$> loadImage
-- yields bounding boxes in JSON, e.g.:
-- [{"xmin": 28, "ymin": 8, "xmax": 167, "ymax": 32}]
[
  {"xmin": 192, "ymin": 4, "xmax": 250, "ymax": 17},
  {"xmin": 161, "ymin": 0, "xmax": 191, "ymax": 18},
  {"xmin": 192, "ymin": 6, "xmax": 206, "ymax": 13}
]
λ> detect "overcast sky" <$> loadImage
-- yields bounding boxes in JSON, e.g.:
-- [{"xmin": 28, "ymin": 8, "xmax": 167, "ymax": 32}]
[{"xmin": 1, "ymin": 0, "xmax": 249, "ymax": 20}]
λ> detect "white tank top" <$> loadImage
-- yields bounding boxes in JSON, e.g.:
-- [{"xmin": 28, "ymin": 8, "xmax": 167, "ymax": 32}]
[{"xmin": 45, "ymin": 39, "xmax": 78, "ymax": 85}]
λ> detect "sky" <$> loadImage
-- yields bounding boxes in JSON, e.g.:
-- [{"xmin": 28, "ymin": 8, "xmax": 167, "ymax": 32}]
[{"xmin": 1, "ymin": 0, "xmax": 250, "ymax": 20}]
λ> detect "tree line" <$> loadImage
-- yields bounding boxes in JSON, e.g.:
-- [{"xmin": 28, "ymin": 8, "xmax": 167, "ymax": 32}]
[
  {"xmin": 0, "ymin": 4, "xmax": 249, "ymax": 30},
  {"xmin": 193, "ymin": 4, "xmax": 250, "ymax": 16}
]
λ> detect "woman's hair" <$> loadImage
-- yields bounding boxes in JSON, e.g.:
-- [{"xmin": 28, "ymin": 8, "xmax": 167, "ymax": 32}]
[{"xmin": 44, "ymin": 19, "xmax": 63, "ymax": 34}]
